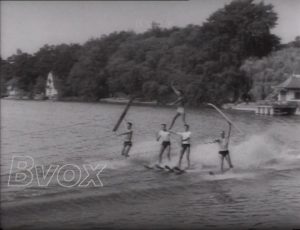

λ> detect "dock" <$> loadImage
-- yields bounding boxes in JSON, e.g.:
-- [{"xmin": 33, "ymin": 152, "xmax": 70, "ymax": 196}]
[
  {"xmin": 227, "ymin": 102, "xmax": 299, "ymax": 116},
  {"xmin": 256, "ymin": 102, "xmax": 298, "ymax": 115},
  {"xmin": 256, "ymin": 105, "xmax": 274, "ymax": 115}
]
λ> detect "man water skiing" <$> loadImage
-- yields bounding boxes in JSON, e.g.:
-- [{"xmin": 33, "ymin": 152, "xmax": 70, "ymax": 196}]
[
  {"xmin": 115, "ymin": 121, "xmax": 133, "ymax": 157},
  {"xmin": 212, "ymin": 122, "xmax": 234, "ymax": 172},
  {"xmin": 156, "ymin": 124, "xmax": 171, "ymax": 167},
  {"xmin": 169, "ymin": 82, "xmax": 186, "ymax": 130},
  {"xmin": 170, "ymin": 124, "xmax": 191, "ymax": 170}
]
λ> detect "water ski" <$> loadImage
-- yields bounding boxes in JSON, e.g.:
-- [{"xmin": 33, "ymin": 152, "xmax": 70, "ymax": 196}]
[
  {"xmin": 165, "ymin": 165, "xmax": 174, "ymax": 172},
  {"xmin": 173, "ymin": 166, "xmax": 185, "ymax": 174},
  {"xmin": 206, "ymin": 103, "xmax": 242, "ymax": 133},
  {"xmin": 209, "ymin": 168, "xmax": 232, "ymax": 175},
  {"xmin": 144, "ymin": 164, "xmax": 154, "ymax": 170},
  {"xmin": 112, "ymin": 97, "xmax": 135, "ymax": 132},
  {"xmin": 143, "ymin": 164, "xmax": 165, "ymax": 171},
  {"xmin": 155, "ymin": 164, "xmax": 165, "ymax": 170}
]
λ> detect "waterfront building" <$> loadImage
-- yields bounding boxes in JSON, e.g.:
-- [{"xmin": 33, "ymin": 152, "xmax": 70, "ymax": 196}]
[{"xmin": 275, "ymin": 74, "xmax": 300, "ymax": 102}]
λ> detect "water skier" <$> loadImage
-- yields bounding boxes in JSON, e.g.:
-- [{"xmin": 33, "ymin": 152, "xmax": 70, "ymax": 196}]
[
  {"xmin": 156, "ymin": 124, "xmax": 171, "ymax": 167},
  {"xmin": 115, "ymin": 121, "xmax": 133, "ymax": 157},
  {"xmin": 169, "ymin": 82, "xmax": 186, "ymax": 129},
  {"xmin": 170, "ymin": 124, "xmax": 191, "ymax": 170},
  {"xmin": 212, "ymin": 122, "xmax": 234, "ymax": 172}
]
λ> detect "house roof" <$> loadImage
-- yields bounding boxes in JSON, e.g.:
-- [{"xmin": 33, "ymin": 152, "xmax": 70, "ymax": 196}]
[{"xmin": 275, "ymin": 74, "xmax": 300, "ymax": 89}]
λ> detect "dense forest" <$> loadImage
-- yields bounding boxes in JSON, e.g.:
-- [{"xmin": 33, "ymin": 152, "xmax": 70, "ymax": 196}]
[{"xmin": 2, "ymin": 0, "xmax": 297, "ymax": 105}]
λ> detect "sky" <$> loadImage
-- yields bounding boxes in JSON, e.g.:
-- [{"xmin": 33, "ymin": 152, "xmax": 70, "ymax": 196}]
[{"xmin": 1, "ymin": 0, "xmax": 300, "ymax": 59}]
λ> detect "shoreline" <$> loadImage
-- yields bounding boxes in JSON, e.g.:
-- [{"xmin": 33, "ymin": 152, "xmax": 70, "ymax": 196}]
[
  {"xmin": 2, "ymin": 97, "xmax": 299, "ymax": 115},
  {"xmin": 222, "ymin": 102, "xmax": 257, "ymax": 112},
  {"xmin": 1, "ymin": 97, "xmax": 224, "ymax": 111},
  {"xmin": 1, "ymin": 96, "xmax": 163, "ymax": 107}
]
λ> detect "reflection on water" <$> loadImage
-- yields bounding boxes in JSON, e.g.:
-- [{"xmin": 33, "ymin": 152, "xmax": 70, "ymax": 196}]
[{"xmin": 1, "ymin": 99, "xmax": 300, "ymax": 229}]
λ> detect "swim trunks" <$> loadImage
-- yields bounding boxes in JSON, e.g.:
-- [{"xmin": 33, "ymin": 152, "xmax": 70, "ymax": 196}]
[
  {"xmin": 177, "ymin": 107, "xmax": 185, "ymax": 114},
  {"xmin": 162, "ymin": 141, "xmax": 171, "ymax": 148},
  {"xmin": 218, "ymin": 150, "xmax": 229, "ymax": 157},
  {"xmin": 123, "ymin": 141, "xmax": 132, "ymax": 147}
]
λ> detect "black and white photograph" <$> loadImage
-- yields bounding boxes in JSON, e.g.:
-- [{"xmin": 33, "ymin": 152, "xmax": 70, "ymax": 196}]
[{"xmin": 1, "ymin": 0, "xmax": 300, "ymax": 229}]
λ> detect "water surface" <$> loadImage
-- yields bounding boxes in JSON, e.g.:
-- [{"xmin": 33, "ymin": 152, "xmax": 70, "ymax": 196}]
[{"xmin": 1, "ymin": 99, "xmax": 300, "ymax": 229}]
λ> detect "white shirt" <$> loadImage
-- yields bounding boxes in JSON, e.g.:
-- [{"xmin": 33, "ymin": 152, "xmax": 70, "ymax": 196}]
[
  {"xmin": 177, "ymin": 131, "xmax": 191, "ymax": 144},
  {"xmin": 124, "ymin": 128, "xmax": 133, "ymax": 142},
  {"xmin": 158, "ymin": 130, "xmax": 170, "ymax": 142},
  {"xmin": 218, "ymin": 137, "xmax": 229, "ymax": 151}
]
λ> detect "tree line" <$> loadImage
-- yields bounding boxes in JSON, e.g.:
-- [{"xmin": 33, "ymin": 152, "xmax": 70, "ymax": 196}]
[
  {"xmin": 241, "ymin": 37, "xmax": 300, "ymax": 100},
  {"xmin": 1, "ymin": 0, "xmax": 283, "ymax": 105}
]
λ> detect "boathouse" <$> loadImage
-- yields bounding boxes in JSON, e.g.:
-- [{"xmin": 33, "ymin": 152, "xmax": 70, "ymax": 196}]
[
  {"xmin": 275, "ymin": 74, "xmax": 300, "ymax": 102},
  {"xmin": 256, "ymin": 74, "xmax": 300, "ymax": 115}
]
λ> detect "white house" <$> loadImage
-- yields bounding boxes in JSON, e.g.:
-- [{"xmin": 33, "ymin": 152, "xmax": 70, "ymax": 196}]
[
  {"xmin": 275, "ymin": 74, "xmax": 300, "ymax": 102},
  {"xmin": 45, "ymin": 72, "xmax": 58, "ymax": 100}
]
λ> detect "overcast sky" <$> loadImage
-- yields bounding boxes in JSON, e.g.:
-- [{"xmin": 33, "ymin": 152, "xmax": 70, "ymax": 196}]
[{"xmin": 1, "ymin": 0, "xmax": 300, "ymax": 59}]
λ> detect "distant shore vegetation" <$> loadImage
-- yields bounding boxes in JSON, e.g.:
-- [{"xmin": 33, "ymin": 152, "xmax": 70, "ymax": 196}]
[{"xmin": 1, "ymin": 0, "xmax": 300, "ymax": 105}]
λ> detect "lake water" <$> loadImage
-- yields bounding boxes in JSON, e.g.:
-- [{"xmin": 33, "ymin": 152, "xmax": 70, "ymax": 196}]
[{"xmin": 1, "ymin": 99, "xmax": 300, "ymax": 230}]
